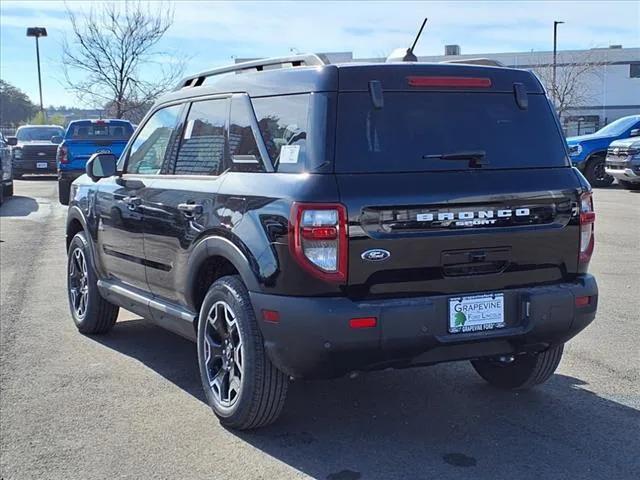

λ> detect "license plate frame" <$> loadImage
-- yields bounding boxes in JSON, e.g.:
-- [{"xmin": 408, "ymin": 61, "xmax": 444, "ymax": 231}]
[
  {"xmin": 448, "ymin": 293, "xmax": 505, "ymax": 333},
  {"xmin": 36, "ymin": 162, "xmax": 48, "ymax": 169}
]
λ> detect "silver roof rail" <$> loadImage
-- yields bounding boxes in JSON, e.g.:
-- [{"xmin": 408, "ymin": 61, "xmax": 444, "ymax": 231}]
[
  {"xmin": 439, "ymin": 58, "xmax": 505, "ymax": 67},
  {"xmin": 174, "ymin": 54, "xmax": 327, "ymax": 91}
]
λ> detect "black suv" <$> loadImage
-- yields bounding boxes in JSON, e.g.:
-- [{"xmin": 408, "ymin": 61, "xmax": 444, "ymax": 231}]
[{"xmin": 65, "ymin": 55, "xmax": 598, "ymax": 430}]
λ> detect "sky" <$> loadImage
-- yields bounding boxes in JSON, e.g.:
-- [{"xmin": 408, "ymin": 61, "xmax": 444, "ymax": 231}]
[{"xmin": 1, "ymin": 0, "xmax": 639, "ymax": 108}]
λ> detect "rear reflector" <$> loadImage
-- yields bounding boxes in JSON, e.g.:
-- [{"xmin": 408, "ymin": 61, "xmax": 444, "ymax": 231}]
[
  {"xmin": 349, "ymin": 317, "xmax": 377, "ymax": 329},
  {"xmin": 407, "ymin": 76, "xmax": 492, "ymax": 88},
  {"xmin": 575, "ymin": 296, "xmax": 591, "ymax": 307},
  {"xmin": 262, "ymin": 309, "xmax": 280, "ymax": 323}
]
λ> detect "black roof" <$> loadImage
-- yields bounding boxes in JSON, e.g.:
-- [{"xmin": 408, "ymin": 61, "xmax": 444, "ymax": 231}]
[{"xmin": 157, "ymin": 59, "xmax": 543, "ymax": 105}]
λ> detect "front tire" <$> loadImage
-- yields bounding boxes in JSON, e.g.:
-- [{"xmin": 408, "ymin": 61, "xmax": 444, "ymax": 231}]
[
  {"xmin": 471, "ymin": 344, "xmax": 564, "ymax": 390},
  {"xmin": 197, "ymin": 275, "xmax": 288, "ymax": 430},
  {"xmin": 67, "ymin": 232, "xmax": 119, "ymax": 334},
  {"xmin": 58, "ymin": 179, "xmax": 70, "ymax": 205},
  {"xmin": 584, "ymin": 156, "xmax": 614, "ymax": 187}
]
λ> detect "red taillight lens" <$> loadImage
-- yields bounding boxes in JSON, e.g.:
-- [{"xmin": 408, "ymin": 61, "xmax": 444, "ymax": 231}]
[
  {"xmin": 407, "ymin": 76, "xmax": 492, "ymax": 88},
  {"xmin": 290, "ymin": 203, "xmax": 348, "ymax": 282},
  {"xmin": 58, "ymin": 145, "xmax": 68, "ymax": 164},
  {"xmin": 349, "ymin": 317, "xmax": 377, "ymax": 329},
  {"xmin": 579, "ymin": 192, "xmax": 595, "ymax": 265},
  {"xmin": 575, "ymin": 296, "xmax": 591, "ymax": 308}
]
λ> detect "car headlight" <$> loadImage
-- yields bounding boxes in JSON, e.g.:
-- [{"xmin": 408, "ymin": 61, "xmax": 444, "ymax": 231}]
[
  {"xmin": 568, "ymin": 144, "xmax": 582, "ymax": 157},
  {"xmin": 13, "ymin": 148, "xmax": 22, "ymax": 159}
]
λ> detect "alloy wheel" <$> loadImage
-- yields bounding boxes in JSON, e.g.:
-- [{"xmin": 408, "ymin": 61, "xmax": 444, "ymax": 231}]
[
  {"xmin": 69, "ymin": 247, "xmax": 89, "ymax": 319},
  {"xmin": 203, "ymin": 301, "xmax": 244, "ymax": 407}
]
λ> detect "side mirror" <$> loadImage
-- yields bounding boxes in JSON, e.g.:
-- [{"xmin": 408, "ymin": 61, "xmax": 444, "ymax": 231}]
[
  {"xmin": 51, "ymin": 135, "xmax": 63, "ymax": 144},
  {"xmin": 6, "ymin": 136, "xmax": 17, "ymax": 146},
  {"xmin": 86, "ymin": 153, "xmax": 117, "ymax": 182},
  {"xmin": 629, "ymin": 128, "xmax": 640, "ymax": 138}
]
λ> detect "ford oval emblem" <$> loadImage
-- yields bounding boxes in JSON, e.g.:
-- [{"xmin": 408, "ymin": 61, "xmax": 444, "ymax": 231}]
[{"xmin": 361, "ymin": 249, "xmax": 391, "ymax": 262}]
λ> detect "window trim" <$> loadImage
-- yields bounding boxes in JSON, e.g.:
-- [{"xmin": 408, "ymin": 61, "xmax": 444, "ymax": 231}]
[{"xmin": 231, "ymin": 93, "xmax": 274, "ymax": 172}]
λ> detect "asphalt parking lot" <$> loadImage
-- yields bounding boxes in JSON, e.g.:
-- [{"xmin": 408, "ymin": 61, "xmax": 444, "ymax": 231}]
[{"xmin": 1, "ymin": 178, "xmax": 639, "ymax": 480}]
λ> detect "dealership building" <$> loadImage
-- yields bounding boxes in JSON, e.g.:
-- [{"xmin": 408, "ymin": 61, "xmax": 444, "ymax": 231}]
[{"xmin": 312, "ymin": 46, "xmax": 640, "ymax": 136}]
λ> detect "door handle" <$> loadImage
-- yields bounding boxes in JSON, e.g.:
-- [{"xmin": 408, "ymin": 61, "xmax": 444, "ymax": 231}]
[{"xmin": 177, "ymin": 202, "xmax": 203, "ymax": 216}]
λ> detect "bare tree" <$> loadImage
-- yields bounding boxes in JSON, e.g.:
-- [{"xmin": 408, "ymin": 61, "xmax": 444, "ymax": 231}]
[
  {"xmin": 62, "ymin": 1, "xmax": 185, "ymax": 119},
  {"xmin": 531, "ymin": 51, "xmax": 604, "ymax": 121}
]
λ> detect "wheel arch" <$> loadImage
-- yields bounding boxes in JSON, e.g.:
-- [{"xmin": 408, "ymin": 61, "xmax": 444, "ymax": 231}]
[{"xmin": 66, "ymin": 207, "xmax": 88, "ymax": 251}]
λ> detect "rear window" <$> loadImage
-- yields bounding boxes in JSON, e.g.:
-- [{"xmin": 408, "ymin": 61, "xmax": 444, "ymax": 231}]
[
  {"xmin": 335, "ymin": 92, "xmax": 568, "ymax": 173},
  {"xmin": 69, "ymin": 123, "xmax": 133, "ymax": 140},
  {"xmin": 16, "ymin": 127, "xmax": 64, "ymax": 141}
]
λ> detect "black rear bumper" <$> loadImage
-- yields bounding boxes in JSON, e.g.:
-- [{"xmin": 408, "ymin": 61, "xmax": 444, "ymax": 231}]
[{"xmin": 250, "ymin": 275, "xmax": 598, "ymax": 379}]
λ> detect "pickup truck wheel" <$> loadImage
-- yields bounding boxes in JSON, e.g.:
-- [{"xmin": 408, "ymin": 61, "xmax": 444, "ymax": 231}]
[
  {"xmin": 471, "ymin": 344, "xmax": 564, "ymax": 390},
  {"xmin": 584, "ymin": 156, "xmax": 614, "ymax": 187},
  {"xmin": 197, "ymin": 275, "xmax": 288, "ymax": 430},
  {"xmin": 58, "ymin": 179, "xmax": 70, "ymax": 205},
  {"xmin": 67, "ymin": 232, "xmax": 119, "ymax": 334},
  {"xmin": 618, "ymin": 180, "xmax": 640, "ymax": 190}
]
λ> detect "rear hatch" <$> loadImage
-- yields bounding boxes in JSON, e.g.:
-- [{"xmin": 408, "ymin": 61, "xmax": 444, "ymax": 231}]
[{"xmin": 334, "ymin": 64, "xmax": 584, "ymax": 298}]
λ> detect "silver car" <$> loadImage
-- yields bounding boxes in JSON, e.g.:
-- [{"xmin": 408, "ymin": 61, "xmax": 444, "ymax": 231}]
[
  {"xmin": 0, "ymin": 132, "xmax": 14, "ymax": 203},
  {"xmin": 605, "ymin": 134, "xmax": 640, "ymax": 190}
]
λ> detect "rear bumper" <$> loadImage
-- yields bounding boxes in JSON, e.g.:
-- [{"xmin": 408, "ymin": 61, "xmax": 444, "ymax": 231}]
[
  {"xmin": 58, "ymin": 169, "xmax": 85, "ymax": 182},
  {"xmin": 14, "ymin": 159, "xmax": 57, "ymax": 174},
  {"xmin": 251, "ymin": 275, "xmax": 598, "ymax": 379}
]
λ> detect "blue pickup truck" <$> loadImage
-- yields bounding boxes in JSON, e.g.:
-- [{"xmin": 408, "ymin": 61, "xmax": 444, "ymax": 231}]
[
  {"xmin": 566, "ymin": 114, "xmax": 640, "ymax": 187},
  {"xmin": 56, "ymin": 119, "xmax": 134, "ymax": 204}
]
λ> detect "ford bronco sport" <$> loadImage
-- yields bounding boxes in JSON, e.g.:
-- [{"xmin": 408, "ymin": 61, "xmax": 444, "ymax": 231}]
[{"xmin": 65, "ymin": 54, "xmax": 598, "ymax": 430}]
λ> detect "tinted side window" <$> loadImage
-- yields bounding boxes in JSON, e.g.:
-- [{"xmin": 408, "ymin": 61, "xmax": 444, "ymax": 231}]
[
  {"xmin": 252, "ymin": 94, "xmax": 310, "ymax": 173},
  {"xmin": 126, "ymin": 105, "xmax": 182, "ymax": 174},
  {"xmin": 229, "ymin": 97, "xmax": 264, "ymax": 172},
  {"xmin": 172, "ymin": 98, "xmax": 227, "ymax": 176}
]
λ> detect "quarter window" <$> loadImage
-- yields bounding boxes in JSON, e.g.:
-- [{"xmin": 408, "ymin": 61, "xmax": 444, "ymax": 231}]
[
  {"xmin": 173, "ymin": 98, "xmax": 228, "ymax": 176},
  {"xmin": 126, "ymin": 105, "xmax": 182, "ymax": 175},
  {"xmin": 252, "ymin": 94, "xmax": 310, "ymax": 173}
]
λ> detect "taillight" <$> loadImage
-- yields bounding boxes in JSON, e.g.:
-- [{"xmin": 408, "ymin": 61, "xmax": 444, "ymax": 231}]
[
  {"xmin": 290, "ymin": 203, "xmax": 348, "ymax": 282},
  {"xmin": 58, "ymin": 145, "xmax": 68, "ymax": 164},
  {"xmin": 407, "ymin": 76, "xmax": 492, "ymax": 88},
  {"xmin": 579, "ymin": 192, "xmax": 595, "ymax": 265}
]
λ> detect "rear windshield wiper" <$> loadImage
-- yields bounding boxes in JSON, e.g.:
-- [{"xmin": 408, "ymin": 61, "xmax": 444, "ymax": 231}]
[{"xmin": 422, "ymin": 150, "xmax": 488, "ymax": 168}]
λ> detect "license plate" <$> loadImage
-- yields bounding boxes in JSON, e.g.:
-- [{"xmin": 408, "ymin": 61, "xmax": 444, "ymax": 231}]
[
  {"xmin": 36, "ymin": 162, "xmax": 48, "ymax": 168},
  {"xmin": 449, "ymin": 293, "xmax": 505, "ymax": 333}
]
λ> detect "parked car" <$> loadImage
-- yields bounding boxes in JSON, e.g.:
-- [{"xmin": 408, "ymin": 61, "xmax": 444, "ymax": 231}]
[
  {"xmin": 605, "ymin": 134, "xmax": 640, "ymax": 190},
  {"xmin": 6, "ymin": 125, "xmax": 65, "ymax": 178},
  {"xmin": 0, "ymin": 132, "xmax": 14, "ymax": 203},
  {"xmin": 64, "ymin": 55, "xmax": 598, "ymax": 430},
  {"xmin": 56, "ymin": 119, "xmax": 134, "ymax": 205},
  {"xmin": 566, "ymin": 114, "xmax": 640, "ymax": 187}
]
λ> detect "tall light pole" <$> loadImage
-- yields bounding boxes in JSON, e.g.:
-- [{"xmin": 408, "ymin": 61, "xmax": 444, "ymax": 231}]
[
  {"xmin": 26, "ymin": 27, "xmax": 47, "ymax": 121},
  {"xmin": 552, "ymin": 21, "xmax": 564, "ymax": 106}
]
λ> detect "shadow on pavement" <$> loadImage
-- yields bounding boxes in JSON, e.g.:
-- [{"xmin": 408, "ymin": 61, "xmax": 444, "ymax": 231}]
[
  {"xmin": 93, "ymin": 318, "xmax": 640, "ymax": 480},
  {"xmin": 0, "ymin": 196, "xmax": 39, "ymax": 217}
]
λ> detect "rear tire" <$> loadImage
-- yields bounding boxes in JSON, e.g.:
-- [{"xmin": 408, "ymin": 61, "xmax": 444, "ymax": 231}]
[
  {"xmin": 471, "ymin": 344, "xmax": 564, "ymax": 390},
  {"xmin": 618, "ymin": 179, "xmax": 640, "ymax": 190},
  {"xmin": 197, "ymin": 275, "xmax": 288, "ymax": 430},
  {"xmin": 584, "ymin": 156, "xmax": 614, "ymax": 187},
  {"xmin": 67, "ymin": 232, "xmax": 119, "ymax": 334},
  {"xmin": 58, "ymin": 179, "xmax": 70, "ymax": 205},
  {"xmin": 3, "ymin": 183, "xmax": 13, "ymax": 198}
]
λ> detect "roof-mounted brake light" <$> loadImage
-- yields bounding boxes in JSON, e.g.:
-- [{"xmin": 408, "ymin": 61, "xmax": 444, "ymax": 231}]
[{"xmin": 407, "ymin": 76, "xmax": 492, "ymax": 88}]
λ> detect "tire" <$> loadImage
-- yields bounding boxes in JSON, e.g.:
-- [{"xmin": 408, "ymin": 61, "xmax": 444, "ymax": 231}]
[
  {"xmin": 67, "ymin": 232, "xmax": 119, "ymax": 334},
  {"xmin": 471, "ymin": 344, "xmax": 564, "ymax": 390},
  {"xmin": 618, "ymin": 179, "xmax": 640, "ymax": 190},
  {"xmin": 58, "ymin": 179, "xmax": 70, "ymax": 205},
  {"xmin": 197, "ymin": 275, "xmax": 288, "ymax": 430},
  {"xmin": 584, "ymin": 156, "xmax": 614, "ymax": 187},
  {"xmin": 3, "ymin": 182, "xmax": 13, "ymax": 198}
]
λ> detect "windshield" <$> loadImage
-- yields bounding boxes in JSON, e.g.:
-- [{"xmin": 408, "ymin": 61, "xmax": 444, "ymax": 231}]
[
  {"xmin": 16, "ymin": 127, "xmax": 64, "ymax": 142},
  {"xmin": 335, "ymin": 92, "xmax": 568, "ymax": 173},
  {"xmin": 595, "ymin": 116, "xmax": 639, "ymax": 136},
  {"xmin": 69, "ymin": 123, "xmax": 133, "ymax": 140}
]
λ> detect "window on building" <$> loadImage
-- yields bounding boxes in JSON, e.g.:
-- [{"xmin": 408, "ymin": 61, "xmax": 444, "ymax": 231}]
[
  {"xmin": 173, "ymin": 98, "xmax": 228, "ymax": 176},
  {"xmin": 252, "ymin": 94, "xmax": 310, "ymax": 173},
  {"xmin": 126, "ymin": 105, "xmax": 182, "ymax": 175},
  {"xmin": 630, "ymin": 64, "xmax": 640, "ymax": 78}
]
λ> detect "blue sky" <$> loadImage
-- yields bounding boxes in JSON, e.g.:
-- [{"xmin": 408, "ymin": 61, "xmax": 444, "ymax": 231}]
[{"xmin": 1, "ymin": 0, "xmax": 639, "ymax": 108}]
